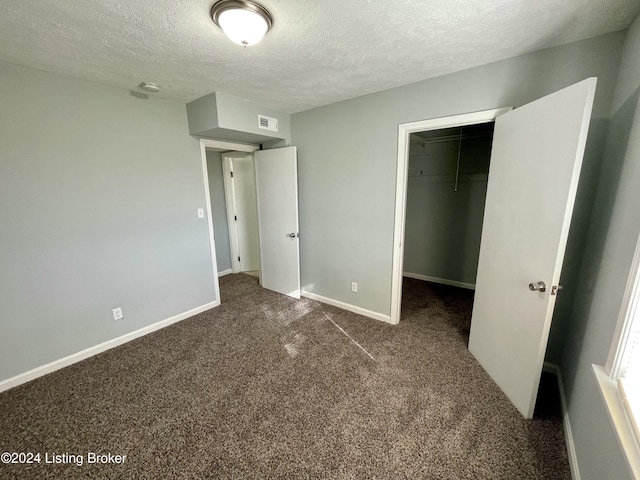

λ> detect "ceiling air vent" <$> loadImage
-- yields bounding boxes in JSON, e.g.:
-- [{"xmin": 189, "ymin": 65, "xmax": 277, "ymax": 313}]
[{"xmin": 258, "ymin": 114, "xmax": 278, "ymax": 132}]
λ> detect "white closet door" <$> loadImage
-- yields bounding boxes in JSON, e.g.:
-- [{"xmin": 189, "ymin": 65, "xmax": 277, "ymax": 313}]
[{"xmin": 468, "ymin": 78, "xmax": 597, "ymax": 418}]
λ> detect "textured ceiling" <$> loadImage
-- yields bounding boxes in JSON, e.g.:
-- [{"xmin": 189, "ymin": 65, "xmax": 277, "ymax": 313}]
[{"xmin": 0, "ymin": 0, "xmax": 638, "ymax": 113}]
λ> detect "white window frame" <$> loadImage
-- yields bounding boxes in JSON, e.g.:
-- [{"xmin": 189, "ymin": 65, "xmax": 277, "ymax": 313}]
[{"xmin": 594, "ymin": 231, "xmax": 640, "ymax": 479}]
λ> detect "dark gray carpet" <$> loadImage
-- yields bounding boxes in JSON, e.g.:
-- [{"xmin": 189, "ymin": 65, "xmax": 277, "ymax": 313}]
[{"xmin": 0, "ymin": 274, "xmax": 570, "ymax": 479}]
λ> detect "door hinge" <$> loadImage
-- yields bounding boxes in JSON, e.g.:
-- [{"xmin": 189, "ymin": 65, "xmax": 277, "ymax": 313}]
[
  {"xmin": 551, "ymin": 285, "xmax": 564, "ymax": 295},
  {"xmin": 238, "ymin": 256, "xmax": 241, "ymax": 262},
  {"xmin": 234, "ymin": 215, "xmax": 237, "ymax": 221},
  {"xmin": 230, "ymin": 171, "xmax": 234, "ymax": 178}
]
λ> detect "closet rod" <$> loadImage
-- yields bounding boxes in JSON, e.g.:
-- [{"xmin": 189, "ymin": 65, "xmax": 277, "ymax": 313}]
[{"xmin": 410, "ymin": 131, "xmax": 493, "ymax": 147}]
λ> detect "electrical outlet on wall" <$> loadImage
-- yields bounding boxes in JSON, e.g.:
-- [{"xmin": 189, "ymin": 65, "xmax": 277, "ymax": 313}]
[
  {"xmin": 112, "ymin": 307, "xmax": 123, "ymax": 321},
  {"xmin": 351, "ymin": 282, "xmax": 358, "ymax": 293},
  {"xmin": 197, "ymin": 208, "xmax": 205, "ymax": 218}
]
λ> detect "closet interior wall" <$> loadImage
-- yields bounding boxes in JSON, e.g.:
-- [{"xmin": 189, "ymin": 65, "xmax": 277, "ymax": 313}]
[{"xmin": 403, "ymin": 123, "xmax": 495, "ymax": 288}]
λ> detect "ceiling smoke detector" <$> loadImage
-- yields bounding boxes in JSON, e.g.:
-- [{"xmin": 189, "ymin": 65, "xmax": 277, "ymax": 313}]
[
  {"xmin": 140, "ymin": 82, "xmax": 160, "ymax": 93},
  {"xmin": 211, "ymin": 0, "xmax": 273, "ymax": 47}
]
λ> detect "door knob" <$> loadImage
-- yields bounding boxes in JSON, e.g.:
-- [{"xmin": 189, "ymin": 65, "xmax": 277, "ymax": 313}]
[
  {"xmin": 529, "ymin": 281, "xmax": 547, "ymax": 292},
  {"xmin": 289, "ymin": 233, "xmax": 298, "ymax": 238}
]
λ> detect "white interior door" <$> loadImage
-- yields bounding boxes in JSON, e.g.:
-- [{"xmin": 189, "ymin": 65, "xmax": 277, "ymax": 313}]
[
  {"xmin": 468, "ymin": 78, "xmax": 597, "ymax": 418},
  {"xmin": 232, "ymin": 156, "xmax": 260, "ymax": 272},
  {"xmin": 254, "ymin": 147, "xmax": 300, "ymax": 298}
]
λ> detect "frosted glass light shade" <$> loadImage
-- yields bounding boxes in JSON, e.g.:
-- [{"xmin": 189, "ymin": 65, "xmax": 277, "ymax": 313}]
[{"xmin": 218, "ymin": 8, "xmax": 269, "ymax": 46}]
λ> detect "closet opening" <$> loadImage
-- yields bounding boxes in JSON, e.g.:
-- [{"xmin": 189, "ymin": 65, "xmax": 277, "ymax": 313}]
[
  {"xmin": 391, "ymin": 108, "xmax": 510, "ymax": 326},
  {"xmin": 400, "ymin": 121, "xmax": 494, "ymax": 339},
  {"xmin": 403, "ymin": 122, "xmax": 494, "ymax": 292}
]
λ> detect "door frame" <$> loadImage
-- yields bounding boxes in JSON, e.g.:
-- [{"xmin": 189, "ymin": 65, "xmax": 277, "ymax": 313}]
[
  {"xmin": 390, "ymin": 107, "xmax": 512, "ymax": 325},
  {"xmin": 199, "ymin": 139, "xmax": 259, "ymax": 300}
]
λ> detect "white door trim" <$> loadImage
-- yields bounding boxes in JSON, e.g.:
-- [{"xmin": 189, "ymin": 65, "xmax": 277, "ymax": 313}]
[
  {"xmin": 200, "ymin": 138, "xmax": 259, "ymax": 153},
  {"xmin": 390, "ymin": 107, "xmax": 512, "ymax": 325},
  {"xmin": 605, "ymin": 230, "xmax": 640, "ymax": 376},
  {"xmin": 199, "ymin": 139, "xmax": 259, "ymax": 299},
  {"xmin": 199, "ymin": 141, "xmax": 221, "ymax": 305}
]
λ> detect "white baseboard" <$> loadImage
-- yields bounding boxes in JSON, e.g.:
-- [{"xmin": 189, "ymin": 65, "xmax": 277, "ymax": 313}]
[
  {"xmin": 0, "ymin": 300, "xmax": 220, "ymax": 394},
  {"xmin": 301, "ymin": 291, "xmax": 393, "ymax": 324},
  {"xmin": 218, "ymin": 269, "xmax": 233, "ymax": 277},
  {"xmin": 403, "ymin": 272, "xmax": 475, "ymax": 290},
  {"xmin": 544, "ymin": 362, "xmax": 581, "ymax": 480}
]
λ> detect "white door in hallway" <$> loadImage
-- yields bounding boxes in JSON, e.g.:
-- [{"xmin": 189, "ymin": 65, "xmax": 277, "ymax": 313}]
[
  {"xmin": 232, "ymin": 155, "xmax": 260, "ymax": 273},
  {"xmin": 468, "ymin": 78, "xmax": 597, "ymax": 418},
  {"xmin": 254, "ymin": 146, "xmax": 300, "ymax": 298}
]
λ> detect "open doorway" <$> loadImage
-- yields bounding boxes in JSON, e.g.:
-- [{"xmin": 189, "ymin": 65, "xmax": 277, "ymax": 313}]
[
  {"xmin": 205, "ymin": 149, "xmax": 260, "ymax": 278},
  {"xmin": 399, "ymin": 121, "xmax": 496, "ymax": 380},
  {"xmin": 199, "ymin": 138, "xmax": 301, "ymax": 304},
  {"xmin": 198, "ymin": 138, "xmax": 258, "ymax": 310},
  {"xmin": 403, "ymin": 122, "xmax": 495, "ymax": 290},
  {"xmin": 390, "ymin": 108, "xmax": 511, "ymax": 325}
]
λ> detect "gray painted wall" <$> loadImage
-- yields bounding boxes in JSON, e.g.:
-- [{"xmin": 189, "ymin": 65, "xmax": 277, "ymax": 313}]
[
  {"xmin": 206, "ymin": 150, "xmax": 233, "ymax": 273},
  {"xmin": 403, "ymin": 135, "xmax": 491, "ymax": 285},
  {"xmin": 0, "ymin": 61, "xmax": 216, "ymax": 382},
  {"xmin": 559, "ymin": 17, "xmax": 640, "ymax": 480},
  {"xmin": 292, "ymin": 32, "xmax": 624, "ymax": 318}
]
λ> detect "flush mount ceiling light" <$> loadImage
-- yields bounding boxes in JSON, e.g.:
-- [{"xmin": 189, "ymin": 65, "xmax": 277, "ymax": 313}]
[{"xmin": 211, "ymin": 0, "xmax": 273, "ymax": 47}]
